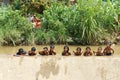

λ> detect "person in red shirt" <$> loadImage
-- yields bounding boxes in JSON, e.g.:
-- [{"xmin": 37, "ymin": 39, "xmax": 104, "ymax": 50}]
[{"xmin": 31, "ymin": 15, "xmax": 41, "ymax": 29}]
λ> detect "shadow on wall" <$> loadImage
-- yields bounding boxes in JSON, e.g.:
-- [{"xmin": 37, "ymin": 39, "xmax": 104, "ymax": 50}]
[{"xmin": 36, "ymin": 59, "xmax": 59, "ymax": 80}]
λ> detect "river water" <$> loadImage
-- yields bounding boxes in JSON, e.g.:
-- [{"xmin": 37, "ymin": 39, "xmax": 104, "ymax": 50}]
[{"xmin": 0, "ymin": 45, "xmax": 119, "ymax": 55}]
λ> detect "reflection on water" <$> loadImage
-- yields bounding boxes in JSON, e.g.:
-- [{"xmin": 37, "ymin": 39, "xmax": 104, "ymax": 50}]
[{"xmin": 0, "ymin": 45, "xmax": 119, "ymax": 55}]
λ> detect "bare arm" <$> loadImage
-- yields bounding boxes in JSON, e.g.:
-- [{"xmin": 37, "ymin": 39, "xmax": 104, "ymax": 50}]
[{"xmin": 111, "ymin": 48, "xmax": 114, "ymax": 54}]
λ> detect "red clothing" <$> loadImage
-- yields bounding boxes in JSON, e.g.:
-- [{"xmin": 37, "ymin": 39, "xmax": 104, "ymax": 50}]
[{"xmin": 31, "ymin": 17, "xmax": 41, "ymax": 28}]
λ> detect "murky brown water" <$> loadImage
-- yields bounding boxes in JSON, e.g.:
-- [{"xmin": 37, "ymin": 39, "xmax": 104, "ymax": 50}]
[{"xmin": 0, "ymin": 45, "xmax": 119, "ymax": 55}]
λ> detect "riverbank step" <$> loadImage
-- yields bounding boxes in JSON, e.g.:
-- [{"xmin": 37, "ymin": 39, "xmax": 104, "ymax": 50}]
[{"xmin": 0, "ymin": 56, "xmax": 120, "ymax": 80}]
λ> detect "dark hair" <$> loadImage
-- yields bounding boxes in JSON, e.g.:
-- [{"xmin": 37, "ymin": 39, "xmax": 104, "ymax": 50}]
[
  {"xmin": 64, "ymin": 45, "xmax": 69, "ymax": 51},
  {"xmin": 43, "ymin": 47, "xmax": 48, "ymax": 50},
  {"xmin": 50, "ymin": 45, "xmax": 55, "ymax": 49},
  {"xmin": 31, "ymin": 47, "xmax": 36, "ymax": 51},
  {"xmin": 98, "ymin": 47, "xmax": 102, "ymax": 50},
  {"xmin": 18, "ymin": 48, "xmax": 24, "ymax": 53},
  {"xmin": 76, "ymin": 47, "xmax": 81, "ymax": 51},
  {"xmin": 86, "ymin": 46, "xmax": 91, "ymax": 50},
  {"xmin": 107, "ymin": 42, "xmax": 112, "ymax": 46}
]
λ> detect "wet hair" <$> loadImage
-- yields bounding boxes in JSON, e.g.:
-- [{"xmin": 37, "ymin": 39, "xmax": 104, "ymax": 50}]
[
  {"xmin": 76, "ymin": 47, "xmax": 81, "ymax": 51},
  {"xmin": 31, "ymin": 47, "xmax": 36, "ymax": 51},
  {"xmin": 64, "ymin": 45, "xmax": 69, "ymax": 51},
  {"xmin": 86, "ymin": 46, "xmax": 91, "ymax": 50},
  {"xmin": 107, "ymin": 42, "xmax": 112, "ymax": 46},
  {"xmin": 98, "ymin": 47, "xmax": 102, "ymax": 50},
  {"xmin": 43, "ymin": 47, "xmax": 48, "ymax": 50},
  {"xmin": 18, "ymin": 48, "xmax": 24, "ymax": 53},
  {"xmin": 50, "ymin": 45, "xmax": 55, "ymax": 49}
]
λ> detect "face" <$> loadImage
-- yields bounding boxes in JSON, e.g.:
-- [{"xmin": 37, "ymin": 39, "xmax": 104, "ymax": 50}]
[
  {"xmin": 44, "ymin": 48, "xmax": 48, "ymax": 52},
  {"xmin": 107, "ymin": 43, "xmax": 111, "ymax": 47},
  {"xmin": 77, "ymin": 49, "xmax": 81, "ymax": 52},
  {"xmin": 86, "ymin": 48, "xmax": 90, "ymax": 52},
  {"xmin": 98, "ymin": 48, "xmax": 102, "ymax": 52},
  {"xmin": 64, "ymin": 47, "xmax": 68, "ymax": 52}
]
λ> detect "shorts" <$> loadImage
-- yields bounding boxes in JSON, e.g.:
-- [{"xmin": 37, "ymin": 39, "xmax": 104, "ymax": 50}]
[{"xmin": 104, "ymin": 53, "xmax": 112, "ymax": 56}]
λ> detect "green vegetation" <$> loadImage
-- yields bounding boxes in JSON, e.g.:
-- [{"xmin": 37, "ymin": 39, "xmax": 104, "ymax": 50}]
[{"xmin": 0, "ymin": 0, "xmax": 120, "ymax": 46}]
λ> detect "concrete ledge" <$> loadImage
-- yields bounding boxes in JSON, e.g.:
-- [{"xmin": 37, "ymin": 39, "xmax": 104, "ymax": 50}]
[{"xmin": 0, "ymin": 56, "xmax": 120, "ymax": 80}]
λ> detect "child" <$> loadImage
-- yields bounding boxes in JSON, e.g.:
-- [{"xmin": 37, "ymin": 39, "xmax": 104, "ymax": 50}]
[
  {"xmin": 49, "ymin": 45, "xmax": 56, "ymax": 55},
  {"xmin": 83, "ymin": 47, "xmax": 92, "ymax": 56},
  {"xmin": 16, "ymin": 48, "xmax": 26, "ymax": 56},
  {"xmin": 103, "ymin": 43, "xmax": 114, "ymax": 56},
  {"xmin": 62, "ymin": 46, "xmax": 71, "ymax": 56},
  {"xmin": 73, "ymin": 47, "xmax": 82, "ymax": 56},
  {"xmin": 31, "ymin": 15, "xmax": 41, "ymax": 28},
  {"xmin": 28, "ymin": 47, "xmax": 36, "ymax": 56},
  {"xmin": 93, "ymin": 47, "xmax": 103, "ymax": 56},
  {"xmin": 39, "ymin": 47, "xmax": 49, "ymax": 56}
]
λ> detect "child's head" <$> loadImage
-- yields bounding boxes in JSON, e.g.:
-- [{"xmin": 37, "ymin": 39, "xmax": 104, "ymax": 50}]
[
  {"xmin": 18, "ymin": 48, "xmax": 24, "ymax": 53},
  {"xmin": 43, "ymin": 47, "xmax": 48, "ymax": 52},
  {"xmin": 98, "ymin": 47, "xmax": 102, "ymax": 52},
  {"xmin": 31, "ymin": 47, "xmax": 36, "ymax": 51},
  {"xmin": 64, "ymin": 46, "xmax": 69, "ymax": 52},
  {"xmin": 107, "ymin": 42, "xmax": 112, "ymax": 47},
  {"xmin": 50, "ymin": 45, "xmax": 55, "ymax": 50},
  {"xmin": 86, "ymin": 47, "xmax": 91, "ymax": 52},
  {"xmin": 33, "ymin": 15, "xmax": 36, "ymax": 17},
  {"xmin": 76, "ymin": 47, "xmax": 81, "ymax": 52}
]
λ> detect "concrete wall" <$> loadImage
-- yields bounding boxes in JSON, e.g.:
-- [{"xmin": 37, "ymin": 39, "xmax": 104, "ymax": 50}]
[{"xmin": 0, "ymin": 55, "xmax": 120, "ymax": 80}]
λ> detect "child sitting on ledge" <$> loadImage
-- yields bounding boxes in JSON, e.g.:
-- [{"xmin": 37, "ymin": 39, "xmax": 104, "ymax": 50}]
[
  {"xmin": 62, "ymin": 46, "xmax": 71, "ymax": 56},
  {"xmin": 73, "ymin": 47, "xmax": 82, "ymax": 56},
  {"xmin": 15, "ymin": 48, "xmax": 26, "ymax": 56},
  {"xmin": 39, "ymin": 47, "xmax": 49, "ymax": 56},
  {"xmin": 93, "ymin": 47, "xmax": 103, "ymax": 56},
  {"xmin": 103, "ymin": 43, "xmax": 114, "ymax": 56},
  {"xmin": 28, "ymin": 47, "xmax": 36, "ymax": 56},
  {"xmin": 83, "ymin": 47, "xmax": 92, "ymax": 56},
  {"xmin": 49, "ymin": 45, "xmax": 56, "ymax": 55}
]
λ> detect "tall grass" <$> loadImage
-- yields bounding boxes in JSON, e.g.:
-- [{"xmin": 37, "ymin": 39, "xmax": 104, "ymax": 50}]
[
  {"xmin": 42, "ymin": 0, "xmax": 120, "ymax": 45},
  {"xmin": 0, "ymin": 6, "xmax": 33, "ymax": 46},
  {"xmin": 0, "ymin": 0, "xmax": 120, "ymax": 46}
]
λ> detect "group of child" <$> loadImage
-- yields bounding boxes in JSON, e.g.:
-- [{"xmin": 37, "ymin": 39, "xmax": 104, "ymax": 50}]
[
  {"xmin": 15, "ymin": 43, "xmax": 114, "ymax": 56},
  {"xmin": 15, "ymin": 45, "xmax": 56, "ymax": 56}
]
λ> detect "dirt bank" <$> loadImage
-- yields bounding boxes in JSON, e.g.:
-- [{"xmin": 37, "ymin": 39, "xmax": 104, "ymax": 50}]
[{"xmin": 0, "ymin": 56, "xmax": 120, "ymax": 80}]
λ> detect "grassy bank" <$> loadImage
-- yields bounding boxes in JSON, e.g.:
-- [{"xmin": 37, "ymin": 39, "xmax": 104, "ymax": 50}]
[{"xmin": 0, "ymin": 0, "xmax": 120, "ymax": 46}]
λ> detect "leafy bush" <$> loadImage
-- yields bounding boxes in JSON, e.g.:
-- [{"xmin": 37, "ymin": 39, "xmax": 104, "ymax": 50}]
[
  {"xmin": 0, "ymin": 6, "xmax": 32, "ymax": 46},
  {"xmin": 42, "ymin": 0, "xmax": 120, "ymax": 45},
  {"xmin": 0, "ymin": 0, "xmax": 120, "ymax": 46}
]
